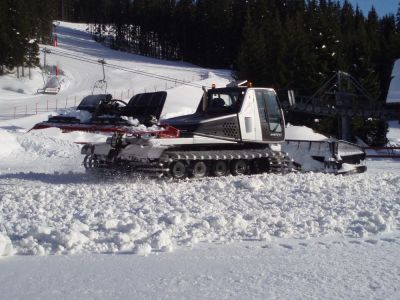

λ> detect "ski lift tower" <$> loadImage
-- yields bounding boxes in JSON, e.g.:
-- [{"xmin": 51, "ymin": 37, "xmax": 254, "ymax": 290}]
[{"xmin": 286, "ymin": 71, "xmax": 382, "ymax": 142}]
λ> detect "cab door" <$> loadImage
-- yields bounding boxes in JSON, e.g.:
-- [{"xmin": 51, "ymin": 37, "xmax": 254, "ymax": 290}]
[
  {"xmin": 253, "ymin": 89, "xmax": 285, "ymax": 142},
  {"xmin": 238, "ymin": 89, "xmax": 257, "ymax": 142}
]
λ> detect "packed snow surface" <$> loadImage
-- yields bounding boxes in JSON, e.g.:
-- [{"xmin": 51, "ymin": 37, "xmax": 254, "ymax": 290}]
[{"xmin": 1, "ymin": 237, "xmax": 400, "ymax": 299}]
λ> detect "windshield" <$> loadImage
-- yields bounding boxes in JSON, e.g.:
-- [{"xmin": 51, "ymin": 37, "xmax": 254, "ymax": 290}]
[{"xmin": 206, "ymin": 89, "xmax": 245, "ymax": 112}]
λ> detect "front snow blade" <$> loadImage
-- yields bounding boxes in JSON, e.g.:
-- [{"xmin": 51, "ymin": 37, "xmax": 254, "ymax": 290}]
[{"xmin": 336, "ymin": 165, "xmax": 367, "ymax": 175}]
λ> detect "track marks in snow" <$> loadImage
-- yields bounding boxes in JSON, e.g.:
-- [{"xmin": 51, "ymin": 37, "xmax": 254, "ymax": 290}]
[
  {"xmin": 259, "ymin": 235, "xmax": 400, "ymax": 253},
  {"xmin": 279, "ymin": 244, "xmax": 294, "ymax": 250}
]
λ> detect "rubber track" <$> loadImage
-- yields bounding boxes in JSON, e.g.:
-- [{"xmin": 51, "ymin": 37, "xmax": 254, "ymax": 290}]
[{"xmin": 160, "ymin": 149, "xmax": 295, "ymax": 174}]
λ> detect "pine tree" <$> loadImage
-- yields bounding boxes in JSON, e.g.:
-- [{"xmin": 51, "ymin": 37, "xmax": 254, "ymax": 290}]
[
  {"xmin": 0, "ymin": 0, "xmax": 55, "ymax": 76},
  {"xmin": 175, "ymin": 0, "xmax": 195, "ymax": 61},
  {"xmin": 235, "ymin": 10, "xmax": 268, "ymax": 85},
  {"xmin": 0, "ymin": 0, "xmax": 11, "ymax": 74}
]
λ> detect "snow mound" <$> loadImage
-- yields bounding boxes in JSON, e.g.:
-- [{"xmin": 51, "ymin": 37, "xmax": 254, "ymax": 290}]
[
  {"xmin": 285, "ymin": 124, "xmax": 328, "ymax": 141},
  {"xmin": 0, "ymin": 234, "xmax": 14, "ymax": 257},
  {"xmin": 0, "ymin": 129, "xmax": 23, "ymax": 157},
  {"xmin": 16, "ymin": 128, "xmax": 81, "ymax": 158},
  {"xmin": 387, "ymin": 59, "xmax": 400, "ymax": 104},
  {"xmin": 387, "ymin": 121, "xmax": 400, "ymax": 145},
  {"xmin": 0, "ymin": 68, "xmax": 43, "ymax": 96},
  {"xmin": 0, "ymin": 172, "xmax": 399, "ymax": 256}
]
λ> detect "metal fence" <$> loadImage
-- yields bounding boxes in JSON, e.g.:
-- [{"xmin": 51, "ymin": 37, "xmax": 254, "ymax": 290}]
[{"xmin": 0, "ymin": 89, "xmax": 132, "ymax": 120}]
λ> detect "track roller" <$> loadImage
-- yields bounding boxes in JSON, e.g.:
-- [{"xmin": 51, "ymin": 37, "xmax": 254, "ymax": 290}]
[
  {"xmin": 212, "ymin": 161, "xmax": 228, "ymax": 177},
  {"xmin": 83, "ymin": 154, "xmax": 100, "ymax": 169},
  {"xmin": 169, "ymin": 161, "xmax": 188, "ymax": 179},
  {"xmin": 230, "ymin": 159, "xmax": 248, "ymax": 176},
  {"xmin": 190, "ymin": 161, "xmax": 208, "ymax": 178}
]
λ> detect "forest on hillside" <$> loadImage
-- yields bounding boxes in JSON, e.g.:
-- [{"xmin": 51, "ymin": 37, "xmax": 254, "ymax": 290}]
[
  {"xmin": 57, "ymin": 0, "xmax": 400, "ymax": 102},
  {"xmin": 2, "ymin": 0, "xmax": 400, "ymax": 102},
  {"xmin": 0, "ymin": 0, "xmax": 56, "ymax": 77}
]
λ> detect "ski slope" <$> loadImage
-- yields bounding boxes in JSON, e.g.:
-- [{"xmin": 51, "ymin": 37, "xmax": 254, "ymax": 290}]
[
  {"xmin": 0, "ymin": 21, "xmax": 229, "ymax": 117},
  {"xmin": 0, "ymin": 22, "xmax": 400, "ymax": 299}
]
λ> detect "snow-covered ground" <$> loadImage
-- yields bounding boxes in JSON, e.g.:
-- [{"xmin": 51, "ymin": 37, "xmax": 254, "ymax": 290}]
[
  {"xmin": 1, "ymin": 237, "xmax": 400, "ymax": 299},
  {"xmin": 0, "ymin": 22, "xmax": 400, "ymax": 299}
]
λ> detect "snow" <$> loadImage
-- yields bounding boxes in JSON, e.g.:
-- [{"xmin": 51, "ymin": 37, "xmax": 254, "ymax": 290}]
[
  {"xmin": 0, "ymin": 129, "xmax": 22, "ymax": 157},
  {"xmin": 162, "ymin": 72, "xmax": 229, "ymax": 119},
  {"xmin": 57, "ymin": 109, "xmax": 92, "ymax": 123},
  {"xmin": 0, "ymin": 21, "xmax": 226, "ymax": 119},
  {"xmin": 285, "ymin": 124, "xmax": 328, "ymax": 141},
  {"xmin": 0, "ymin": 21, "xmax": 399, "ymax": 299},
  {"xmin": 1, "ymin": 238, "xmax": 400, "ymax": 299},
  {"xmin": 387, "ymin": 120, "xmax": 400, "ymax": 145},
  {"xmin": 0, "ymin": 67, "xmax": 44, "ymax": 96},
  {"xmin": 0, "ymin": 233, "xmax": 14, "ymax": 257},
  {"xmin": 387, "ymin": 59, "xmax": 400, "ymax": 104},
  {"xmin": 0, "ymin": 164, "xmax": 398, "ymax": 255}
]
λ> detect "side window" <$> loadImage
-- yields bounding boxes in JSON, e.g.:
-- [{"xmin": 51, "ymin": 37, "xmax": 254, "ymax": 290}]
[
  {"xmin": 255, "ymin": 90, "xmax": 283, "ymax": 133},
  {"xmin": 211, "ymin": 94, "xmax": 232, "ymax": 107}
]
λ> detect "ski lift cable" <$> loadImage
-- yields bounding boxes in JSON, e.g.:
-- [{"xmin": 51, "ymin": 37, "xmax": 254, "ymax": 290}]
[{"xmin": 43, "ymin": 48, "xmax": 208, "ymax": 89}]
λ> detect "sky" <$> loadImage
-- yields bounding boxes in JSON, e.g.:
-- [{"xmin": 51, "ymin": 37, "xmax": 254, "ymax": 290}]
[{"xmin": 342, "ymin": 0, "xmax": 398, "ymax": 16}]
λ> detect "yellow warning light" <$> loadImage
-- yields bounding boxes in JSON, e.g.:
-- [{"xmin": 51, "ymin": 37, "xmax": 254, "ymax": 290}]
[{"xmin": 211, "ymin": 84, "xmax": 216, "ymax": 89}]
